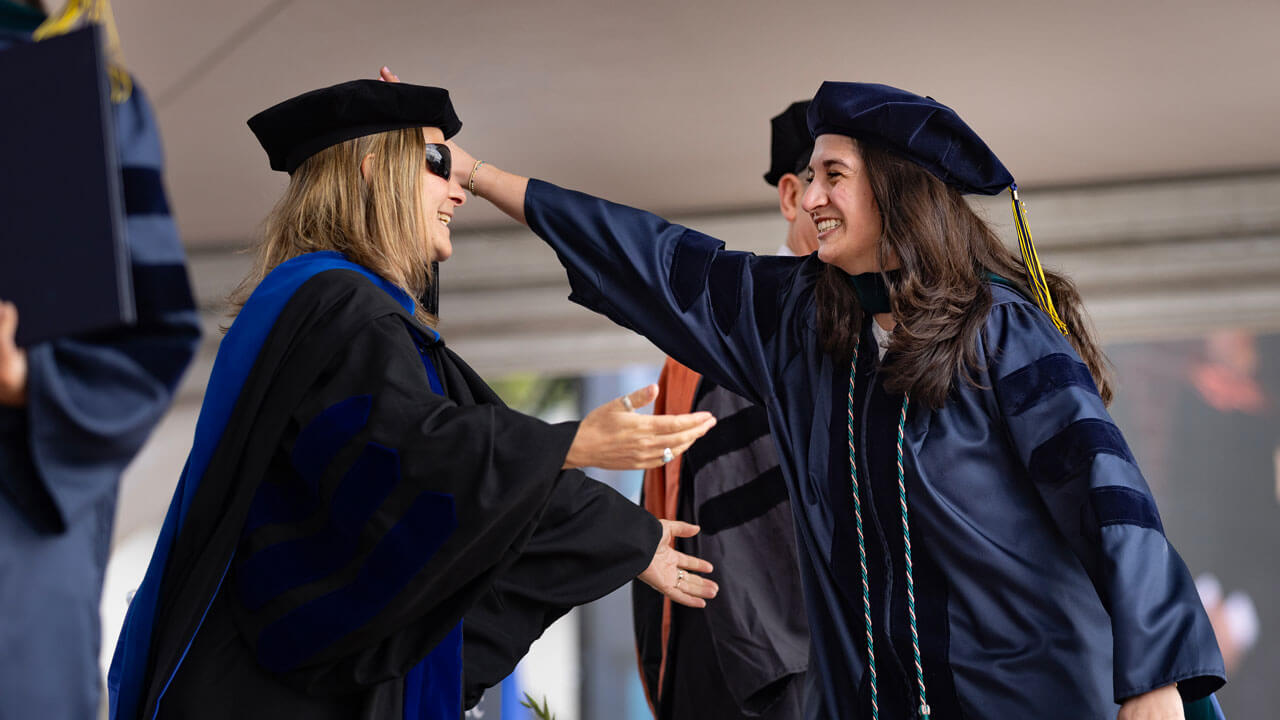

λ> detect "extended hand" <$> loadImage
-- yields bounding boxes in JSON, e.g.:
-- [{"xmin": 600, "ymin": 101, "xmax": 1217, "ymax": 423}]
[
  {"xmin": 0, "ymin": 301, "xmax": 27, "ymax": 407},
  {"xmin": 1118, "ymin": 684, "xmax": 1182, "ymax": 720},
  {"xmin": 564, "ymin": 384, "xmax": 715, "ymax": 470},
  {"xmin": 638, "ymin": 520, "xmax": 717, "ymax": 608}
]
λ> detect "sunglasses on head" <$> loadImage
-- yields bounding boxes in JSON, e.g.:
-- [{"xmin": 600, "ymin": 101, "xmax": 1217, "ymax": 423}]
[{"xmin": 424, "ymin": 143, "xmax": 452, "ymax": 180}]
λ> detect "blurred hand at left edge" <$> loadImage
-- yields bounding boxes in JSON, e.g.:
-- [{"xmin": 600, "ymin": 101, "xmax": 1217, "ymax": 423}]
[{"xmin": 0, "ymin": 301, "xmax": 28, "ymax": 406}]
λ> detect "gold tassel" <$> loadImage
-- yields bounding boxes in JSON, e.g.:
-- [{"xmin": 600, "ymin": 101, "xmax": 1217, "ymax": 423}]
[
  {"xmin": 33, "ymin": 0, "xmax": 132, "ymax": 103},
  {"xmin": 1010, "ymin": 184, "xmax": 1068, "ymax": 335}
]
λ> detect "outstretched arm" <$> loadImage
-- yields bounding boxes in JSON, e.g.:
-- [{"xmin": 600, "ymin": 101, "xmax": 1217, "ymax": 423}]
[
  {"xmin": 450, "ymin": 141, "xmax": 806, "ymax": 406},
  {"xmin": 448, "ymin": 142, "xmax": 529, "ymax": 225},
  {"xmin": 382, "ymin": 66, "xmax": 806, "ymax": 406}
]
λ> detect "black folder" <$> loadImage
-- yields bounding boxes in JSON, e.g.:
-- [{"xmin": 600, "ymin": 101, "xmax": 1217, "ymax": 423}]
[{"xmin": 0, "ymin": 25, "xmax": 133, "ymax": 347}]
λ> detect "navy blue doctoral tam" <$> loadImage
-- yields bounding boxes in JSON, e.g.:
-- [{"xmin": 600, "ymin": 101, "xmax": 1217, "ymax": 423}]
[
  {"xmin": 807, "ymin": 81, "xmax": 1013, "ymax": 196},
  {"xmin": 249, "ymin": 79, "xmax": 462, "ymax": 174}
]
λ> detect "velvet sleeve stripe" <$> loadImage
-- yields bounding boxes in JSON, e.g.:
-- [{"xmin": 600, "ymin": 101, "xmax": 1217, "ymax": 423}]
[
  {"xmin": 131, "ymin": 262, "xmax": 197, "ymax": 320},
  {"xmin": 1090, "ymin": 486, "xmax": 1164, "ymax": 533},
  {"xmin": 101, "ymin": 333, "xmax": 197, "ymax": 394},
  {"xmin": 289, "ymin": 395, "xmax": 372, "ymax": 491},
  {"xmin": 696, "ymin": 465, "xmax": 788, "ymax": 535},
  {"xmin": 255, "ymin": 488, "xmax": 458, "ymax": 673},
  {"xmin": 996, "ymin": 352, "xmax": 1099, "ymax": 416},
  {"xmin": 749, "ymin": 257, "xmax": 792, "ymax": 347},
  {"xmin": 1028, "ymin": 418, "xmax": 1137, "ymax": 488},
  {"xmin": 122, "ymin": 166, "xmax": 171, "ymax": 217},
  {"xmin": 243, "ymin": 477, "xmax": 322, "ymax": 539},
  {"xmin": 237, "ymin": 442, "xmax": 402, "ymax": 611},
  {"xmin": 668, "ymin": 230, "xmax": 723, "ymax": 312},
  {"xmin": 679, "ymin": 402, "xmax": 771, "ymax": 478},
  {"xmin": 707, "ymin": 253, "xmax": 746, "ymax": 335}
]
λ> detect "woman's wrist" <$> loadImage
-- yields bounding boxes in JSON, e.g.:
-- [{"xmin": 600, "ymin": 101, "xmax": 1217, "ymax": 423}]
[{"xmin": 467, "ymin": 159, "xmax": 487, "ymax": 196}]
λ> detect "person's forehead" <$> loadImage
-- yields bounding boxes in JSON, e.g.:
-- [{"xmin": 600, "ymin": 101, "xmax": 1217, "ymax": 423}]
[
  {"xmin": 813, "ymin": 133, "xmax": 856, "ymax": 154},
  {"xmin": 422, "ymin": 126, "xmax": 445, "ymax": 143}
]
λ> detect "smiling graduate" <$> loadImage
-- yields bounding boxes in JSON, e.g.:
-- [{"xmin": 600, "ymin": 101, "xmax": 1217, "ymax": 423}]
[{"xmin": 455, "ymin": 81, "xmax": 1227, "ymax": 719}]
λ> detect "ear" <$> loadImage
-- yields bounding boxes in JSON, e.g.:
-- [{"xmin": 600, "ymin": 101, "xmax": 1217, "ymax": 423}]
[
  {"xmin": 777, "ymin": 174, "xmax": 803, "ymax": 222},
  {"xmin": 360, "ymin": 153, "xmax": 376, "ymax": 183}
]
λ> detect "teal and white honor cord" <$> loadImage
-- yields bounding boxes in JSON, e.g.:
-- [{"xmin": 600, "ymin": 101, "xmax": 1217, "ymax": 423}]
[{"xmin": 847, "ymin": 338, "xmax": 930, "ymax": 717}]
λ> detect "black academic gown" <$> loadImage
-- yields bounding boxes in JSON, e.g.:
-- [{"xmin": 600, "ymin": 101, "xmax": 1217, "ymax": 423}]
[{"xmin": 119, "ymin": 260, "xmax": 659, "ymax": 719}]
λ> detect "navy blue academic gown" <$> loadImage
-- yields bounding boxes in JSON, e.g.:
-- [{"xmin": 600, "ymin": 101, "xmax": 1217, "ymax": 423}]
[
  {"xmin": 0, "ymin": 28, "xmax": 201, "ymax": 720},
  {"xmin": 524, "ymin": 179, "xmax": 1226, "ymax": 719}
]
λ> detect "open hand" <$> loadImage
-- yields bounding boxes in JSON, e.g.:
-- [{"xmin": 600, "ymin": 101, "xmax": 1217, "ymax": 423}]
[
  {"xmin": 0, "ymin": 301, "xmax": 27, "ymax": 407},
  {"xmin": 564, "ymin": 384, "xmax": 715, "ymax": 470},
  {"xmin": 638, "ymin": 520, "xmax": 717, "ymax": 608},
  {"xmin": 1118, "ymin": 684, "xmax": 1182, "ymax": 720}
]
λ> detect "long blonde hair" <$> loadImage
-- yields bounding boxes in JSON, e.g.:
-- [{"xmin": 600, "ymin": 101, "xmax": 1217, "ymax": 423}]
[{"xmin": 230, "ymin": 127, "xmax": 437, "ymax": 326}]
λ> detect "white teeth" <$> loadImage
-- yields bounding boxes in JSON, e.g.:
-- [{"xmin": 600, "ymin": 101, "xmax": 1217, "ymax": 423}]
[
  {"xmin": 816, "ymin": 219, "xmax": 842, "ymax": 232},
  {"xmin": 437, "ymin": 213, "xmax": 451, "ymax": 226}
]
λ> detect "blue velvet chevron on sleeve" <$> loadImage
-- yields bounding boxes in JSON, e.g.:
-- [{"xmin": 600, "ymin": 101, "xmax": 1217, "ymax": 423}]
[{"xmin": 986, "ymin": 296, "xmax": 1224, "ymax": 702}]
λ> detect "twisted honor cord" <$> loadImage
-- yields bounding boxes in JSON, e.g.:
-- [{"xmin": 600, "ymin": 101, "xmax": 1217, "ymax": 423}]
[{"xmin": 848, "ymin": 336, "xmax": 930, "ymax": 717}]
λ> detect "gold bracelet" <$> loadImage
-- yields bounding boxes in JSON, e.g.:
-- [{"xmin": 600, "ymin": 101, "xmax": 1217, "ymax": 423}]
[{"xmin": 467, "ymin": 159, "xmax": 487, "ymax": 195}]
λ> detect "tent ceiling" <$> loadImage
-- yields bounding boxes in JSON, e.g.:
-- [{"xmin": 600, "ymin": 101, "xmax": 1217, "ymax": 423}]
[{"xmin": 109, "ymin": 0, "xmax": 1280, "ymax": 249}]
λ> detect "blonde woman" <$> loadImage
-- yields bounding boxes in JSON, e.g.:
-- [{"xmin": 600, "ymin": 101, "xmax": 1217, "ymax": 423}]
[{"xmin": 108, "ymin": 80, "xmax": 718, "ymax": 720}]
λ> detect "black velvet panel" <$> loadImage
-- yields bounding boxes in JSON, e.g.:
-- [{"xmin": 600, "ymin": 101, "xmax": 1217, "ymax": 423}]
[
  {"xmin": 681, "ymin": 401, "xmax": 771, "ymax": 477},
  {"xmin": 1028, "ymin": 418, "xmax": 1136, "ymax": 488},
  {"xmin": 696, "ymin": 466, "xmax": 787, "ymax": 536}
]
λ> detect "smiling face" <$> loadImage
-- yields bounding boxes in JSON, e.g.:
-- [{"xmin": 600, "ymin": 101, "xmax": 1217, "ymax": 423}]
[
  {"xmin": 801, "ymin": 134, "xmax": 890, "ymax": 275},
  {"xmin": 420, "ymin": 127, "xmax": 466, "ymax": 261}
]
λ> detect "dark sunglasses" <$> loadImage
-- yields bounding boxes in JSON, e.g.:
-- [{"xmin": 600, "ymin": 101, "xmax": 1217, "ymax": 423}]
[{"xmin": 424, "ymin": 143, "xmax": 452, "ymax": 180}]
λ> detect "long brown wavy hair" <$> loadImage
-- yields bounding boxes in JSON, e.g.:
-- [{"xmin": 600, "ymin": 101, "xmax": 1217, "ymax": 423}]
[
  {"xmin": 229, "ymin": 127, "xmax": 437, "ymax": 327},
  {"xmin": 815, "ymin": 140, "xmax": 1113, "ymax": 409}
]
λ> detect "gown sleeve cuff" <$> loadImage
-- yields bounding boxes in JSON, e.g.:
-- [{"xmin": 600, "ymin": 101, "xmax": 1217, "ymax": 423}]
[{"xmin": 1115, "ymin": 668, "xmax": 1226, "ymax": 705}]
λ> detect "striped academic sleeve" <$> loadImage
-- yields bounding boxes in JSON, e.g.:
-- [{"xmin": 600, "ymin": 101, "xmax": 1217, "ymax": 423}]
[
  {"xmin": 20, "ymin": 81, "xmax": 200, "ymax": 532},
  {"xmin": 983, "ymin": 295, "xmax": 1224, "ymax": 704}
]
